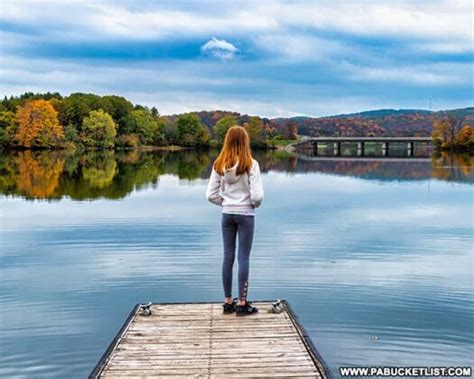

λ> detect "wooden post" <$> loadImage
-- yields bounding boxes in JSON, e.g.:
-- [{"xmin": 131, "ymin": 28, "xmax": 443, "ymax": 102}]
[{"xmin": 314, "ymin": 141, "xmax": 318, "ymax": 156}]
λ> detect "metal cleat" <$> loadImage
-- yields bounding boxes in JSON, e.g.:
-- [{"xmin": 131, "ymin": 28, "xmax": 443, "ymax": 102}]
[
  {"xmin": 138, "ymin": 302, "xmax": 152, "ymax": 316},
  {"xmin": 271, "ymin": 299, "xmax": 284, "ymax": 314}
]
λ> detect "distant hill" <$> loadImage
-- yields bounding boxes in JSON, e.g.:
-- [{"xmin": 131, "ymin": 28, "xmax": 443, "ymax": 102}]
[
  {"xmin": 169, "ymin": 107, "xmax": 473, "ymax": 138},
  {"xmin": 271, "ymin": 107, "xmax": 474, "ymax": 137},
  {"xmin": 324, "ymin": 109, "xmax": 433, "ymax": 119}
]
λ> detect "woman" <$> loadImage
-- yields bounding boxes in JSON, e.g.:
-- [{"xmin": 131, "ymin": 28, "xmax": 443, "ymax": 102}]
[{"xmin": 206, "ymin": 126, "xmax": 264, "ymax": 316}]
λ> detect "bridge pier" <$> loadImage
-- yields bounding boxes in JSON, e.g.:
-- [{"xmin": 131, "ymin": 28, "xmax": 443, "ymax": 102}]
[
  {"xmin": 357, "ymin": 142, "xmax": 365, "ymax": 156},
  {"xmin": 407, "ymin": 142, "xmax": 414, "ymax": 157},
  {"xmin": 382, "ymin": 142, "xmax": 389, "ymax": 156},
  {"xmin": 313, "ymin": 141, "xmax": 318, "ymax": 156},
  {"xmin": 333, "ymin": 142, "xmax": 340, "ymax": 156}
]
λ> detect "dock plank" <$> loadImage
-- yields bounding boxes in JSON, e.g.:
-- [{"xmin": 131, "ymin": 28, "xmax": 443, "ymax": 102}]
[{"xmin": 90, "ymin": 300, "xmax": 331, "ymax": 378}]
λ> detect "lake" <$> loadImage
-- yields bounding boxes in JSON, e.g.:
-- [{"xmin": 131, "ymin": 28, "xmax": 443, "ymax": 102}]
[{"xmin": 0, "ymin": 149, "xmax": 473, "ymax": 378}]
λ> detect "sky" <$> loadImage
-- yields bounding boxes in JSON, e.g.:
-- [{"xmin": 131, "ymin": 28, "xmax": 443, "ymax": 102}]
[{"xmin": 0, "ymin": 0, "xmax": 472, "ymax": 118}]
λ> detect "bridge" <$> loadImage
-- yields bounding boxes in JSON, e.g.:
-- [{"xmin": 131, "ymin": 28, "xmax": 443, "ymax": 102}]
[{"xmin": 294, "ymin": 136, "xmax": 432, "ymax": 157}]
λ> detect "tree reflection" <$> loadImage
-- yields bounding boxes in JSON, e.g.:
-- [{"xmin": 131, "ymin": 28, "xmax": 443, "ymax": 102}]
[
  {"xmin": 431, "ymin": 153, "xmax": 473, "ymax": 182},
  {"xmin": 82, "ymin": 151, "xmax": 117, "ymax": 189},
  {"xmin": 0, "ymin": 149, "xmax": 472, "ymax": 200},
  {"xmin": 15, "ymin": 151, "xmax": 65, "ymax": 198}
]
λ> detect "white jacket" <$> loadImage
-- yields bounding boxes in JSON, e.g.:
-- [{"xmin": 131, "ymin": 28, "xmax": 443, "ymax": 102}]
[{"xmin": 206, "ymin": 159, "xmax": 264, "ymax": 213}]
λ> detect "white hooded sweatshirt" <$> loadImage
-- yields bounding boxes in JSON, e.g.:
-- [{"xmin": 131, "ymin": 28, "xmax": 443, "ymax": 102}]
[{"xmin": 206, "ymin": 159, "xmax": 264, "ymax": 215}]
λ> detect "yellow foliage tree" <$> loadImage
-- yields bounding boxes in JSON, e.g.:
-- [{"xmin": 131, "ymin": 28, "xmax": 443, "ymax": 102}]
[
  {"xmin": 431, "ymin": 118, "xmax": 451, "ymax": 147},
  {"xmin": 15, "ymin": 99, "xmax": 64, "ymax": 148},
  {"xmin": 456, "ymin": 125, "xmax": 473, "ymax": 148}
]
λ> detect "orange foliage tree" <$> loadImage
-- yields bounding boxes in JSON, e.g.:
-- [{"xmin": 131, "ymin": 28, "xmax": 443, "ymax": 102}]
[
  {"xmin": 15, "ymin": 151, "xmax": 65, "ymax": 198},
  {"xmin": 456, "ymin": 125, "xmax": 473, "ymax": 148},
  {"xmin": 15, "ymin": 99, "xmax": 64, "ymax": 148}
]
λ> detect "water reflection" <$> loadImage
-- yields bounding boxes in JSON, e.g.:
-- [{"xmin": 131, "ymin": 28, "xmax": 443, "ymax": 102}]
[
  {"xmin": 0, "ymin": 149, "xmax": 472, "ymax": 200},
  {"xmin": 0, "ymin": 149, "xmax": 472, "ymax": 378}
]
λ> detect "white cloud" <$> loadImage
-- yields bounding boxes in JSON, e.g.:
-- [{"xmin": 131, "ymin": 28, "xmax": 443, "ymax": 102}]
[
  {"xmin": 1, "ymin": 1, "xmax": 471, "ymax": 49},
  {"xmin": 253, "ymin": 0, "xmax": 472, "ymax": 49},
  {"xmin": 201, "ymin": 37, "xmax": 238, "ymax": 60},
  {"xmin": 0, "ymin": 1, "xmax": 472, "ymax": 115},
  {"xmin": 340, "ymin": 61, "xmax": 470, "ymax": 86},
  {"xmin": 1, "ymin": 53, "xmax": 471, "ymax": 117},
  {"xmin": 412, "ymin": 41, "xmax": 474, "ymax": 54},
  {"xmin": 255, "ymin": 34, "xmax": 354, "ymax": 62}
]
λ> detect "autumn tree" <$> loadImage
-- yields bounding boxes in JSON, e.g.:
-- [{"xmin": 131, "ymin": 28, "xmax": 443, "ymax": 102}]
[
  {"xmin": 14, "ymin": 99, "xmax": 64, "ymax": 148},
  {"xmin": 287, "ymin": 121, "xmax": 298, "ymax": 140},
  {"xmin": 81, "ymin": 110, "xmax": 117, "ymax": 148},
  {"xmin": 432, "ymin": 118, "xmax": 450, "ymax": 147},
  {"xmin": 432, "ymin": 116, "xmax": 463, "ymax": 148},
  {"xmin": 456, "ymin": 125, "xmax": 474, "ymax": 150},
  {"xmin": 175, "ymin": 114, "xmax": 209, "ymax": 147},
  {"xmin": 213, "ymin": 115, "xmax": 237, "ymax": 144}
]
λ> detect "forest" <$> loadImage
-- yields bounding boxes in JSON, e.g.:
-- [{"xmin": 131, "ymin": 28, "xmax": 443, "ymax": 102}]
[
  {"xmin": 0, "ymin": 92, "xmax": 297, "ymax": 150},
  {"xmin": 0, "ymin": 92, "xmax": 472, "ymax": 152}
]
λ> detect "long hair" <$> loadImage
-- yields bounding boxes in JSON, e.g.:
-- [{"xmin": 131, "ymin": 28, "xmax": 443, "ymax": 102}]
[{"xmin": 214, "ymin": 125, "xmax": 253, "ymax": 176}]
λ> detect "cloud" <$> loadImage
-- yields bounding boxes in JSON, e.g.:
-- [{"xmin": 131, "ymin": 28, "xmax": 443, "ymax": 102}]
[
  {"xmin": 254, "ymin": 34, "xmax": 357, "ymax": 62},
  {"xmin": 340, "ymin": 61, "xmax": 470, "ymax": 86},
  {"xmin": 201, "ymin": 37, "xmax": 238, "ymax": 60},
  {"xmin": 0, "ymin": 0, "xmax": 472, "ymax": 115}
]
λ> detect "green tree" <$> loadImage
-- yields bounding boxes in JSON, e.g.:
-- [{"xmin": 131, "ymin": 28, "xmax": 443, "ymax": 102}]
[
  {"xmin": 213, "ymin": 115, "xmax": 237, "ymax": 144},
  {"xmin": 60, "ymin": 93, "xmax": 103, "ymax": 130},
  {"xmin": 1, "ymin": 92, "xmax": 62, "ymax": 113},
  {"xmin": 120, "ymin": 109, "xmax": 166, "ymax": 145},
  {"xmin": 0, "ymin": 111, "xmax": 14, "ymax": 146},
  {"xmin": 81, "ymin": 110, "xmax": 117, "ymax": 148},
  {"xmin": 64, "ymin": 124, "xmax": 78, "ymax": 143},
  {"xmin": 175, "ymin": 114, "xmax": 209, "ymax": 147},
  {"xmin": 163, "ymin": 118, "xmax": 177, "ymax": 145},
  {"xmin": 101, "ymin": 95, "xmax": 134, "ymax": 129},
  {"xmin": 244, "ymin": 116, "xmax": 266, "ymax": 147}
]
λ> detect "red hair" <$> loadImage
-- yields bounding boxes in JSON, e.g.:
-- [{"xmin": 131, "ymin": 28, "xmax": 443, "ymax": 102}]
[{"xmin": 214, "ymin": 126, "xmax": 253, "ymax": 175}]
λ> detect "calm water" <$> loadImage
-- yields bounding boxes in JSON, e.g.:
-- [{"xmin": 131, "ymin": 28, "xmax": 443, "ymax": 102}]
[{"xmin": 0, "ymin": 149, "xmax": 473, "ymax": 378}]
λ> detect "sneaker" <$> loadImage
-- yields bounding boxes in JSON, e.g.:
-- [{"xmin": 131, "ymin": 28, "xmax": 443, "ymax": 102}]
[
  {"xmin": 222, "ymin": 298, "xmax": 238, "ymax": 314},
  {"xmin": 235, "ymin": 300, "xmax": 259, "ymax": 317}
]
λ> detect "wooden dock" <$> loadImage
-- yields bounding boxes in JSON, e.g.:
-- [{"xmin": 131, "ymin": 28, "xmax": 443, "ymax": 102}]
[{"xmin": 90, "ymin": 300, "xmax": 332, "ymax": 378}]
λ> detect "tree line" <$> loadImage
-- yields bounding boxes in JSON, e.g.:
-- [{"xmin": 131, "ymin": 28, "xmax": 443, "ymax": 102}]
[
  {"xmin": 1, "ymin": 92, "xmax": 471, "ymax": 152},
  {"xmin": 431, "ymin": 115, "xmax": 473, "ymax": 152},
  {"xmin": 0, "ymin": 92, "xmax": 297, "ymax": 150}
]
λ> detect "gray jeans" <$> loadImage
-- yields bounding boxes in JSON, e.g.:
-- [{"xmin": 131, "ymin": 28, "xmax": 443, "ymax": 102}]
[{"xmin": 221, "ymin": 213, "xmax": 255, "ymax": 301}]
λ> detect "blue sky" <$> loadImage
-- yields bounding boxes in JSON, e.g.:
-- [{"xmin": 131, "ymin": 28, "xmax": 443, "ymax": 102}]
[{"xmin": 0, "ymin": 0, "xmax": 472, "ymax": 117}]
